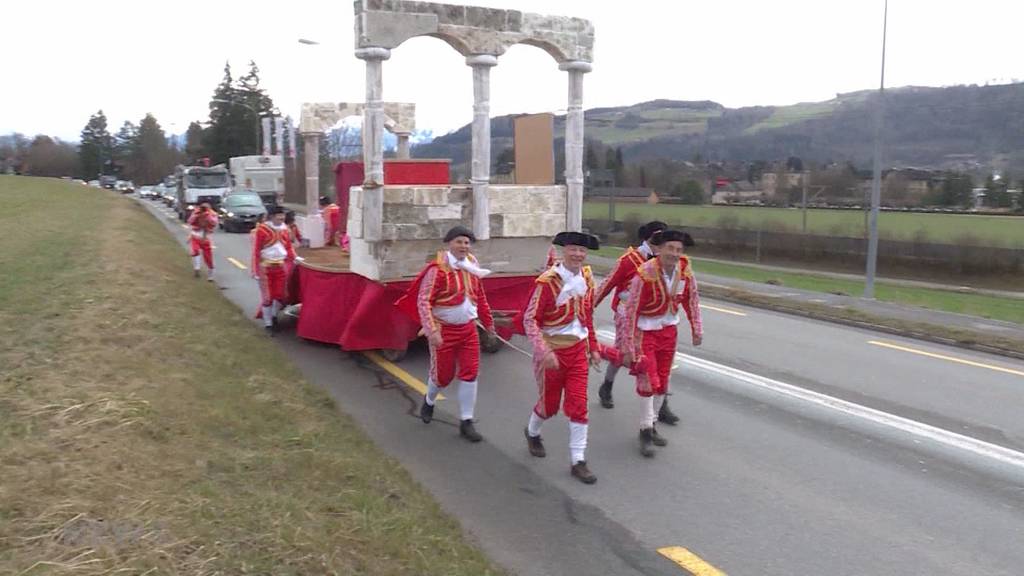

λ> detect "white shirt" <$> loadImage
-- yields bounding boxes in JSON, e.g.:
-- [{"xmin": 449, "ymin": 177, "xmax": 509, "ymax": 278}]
[
  {"xmin": 432, "ymin": 252, "xmax": 479, "ymax": 325},
  {"xmin": 542, "ymin": 264, "xmax": 589, "ymax": 340},
  {"xmin": 637, "ymin": 266, "xmax": 681, "ymax": 331},
  {"xmin": 260, "ymin": 223, "xmax": 289, "ymax": 262}
]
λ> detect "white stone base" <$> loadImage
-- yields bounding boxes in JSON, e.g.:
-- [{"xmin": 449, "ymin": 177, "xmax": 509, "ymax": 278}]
[{"xmin": 298, "ymin": 214, "xmax": 325, "ymax": 248}]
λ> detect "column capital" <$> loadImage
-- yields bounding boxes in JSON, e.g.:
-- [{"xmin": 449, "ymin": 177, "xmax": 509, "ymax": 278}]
[
  {"xmin": 355, "ymin": 47, "xmax": 392, "ymax": 61},
  {"xmin": 466, "ymin": 54, "xmax": 499, "ymax": 68},
  {"xmin": 558, "ymin": 60, "xmax": 593, "ymax": 73}
]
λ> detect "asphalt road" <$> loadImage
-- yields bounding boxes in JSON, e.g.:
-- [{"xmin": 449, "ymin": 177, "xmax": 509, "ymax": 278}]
[{"xmin": 139, "ymin": 196, "xmax": 1024, "ymax": 576}]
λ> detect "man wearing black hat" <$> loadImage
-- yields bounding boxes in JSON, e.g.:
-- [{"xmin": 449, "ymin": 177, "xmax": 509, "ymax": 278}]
[
  {"xmin": 318, "ymin": 195, "xmax": 342, "ymax": 247},
  {"xmin": 396, "ymin": 226, "xmax": 496, "ymax": 442},
  {"xmin": 593, "ymin": 220, "xmax": 668, "ymax": 409},
  {"xmin": 251, "ymin": 206, "xmax": 297, "ymax": 334},
  {"xmin": 522, "ymin": 231, "xmax": 603, "ymax": 484},
  {"xmin": 622, "ymin": 229, "xmax": 702, "ymax": 457}
]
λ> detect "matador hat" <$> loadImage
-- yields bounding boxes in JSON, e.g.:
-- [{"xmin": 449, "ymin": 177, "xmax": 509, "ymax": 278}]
[
  {"xmin": 553, "ymin": 231, "xmax": 600, "ymax": 250},
  {"xmin": 268, "ymin": 205, "xmax": 286, "ymax": 215},
  {"xmin": 638, "ymin": 220, "xmax": 668, "ymax": 241},
  {"xmin": 444, "ymin": 225, "xmax": 476, "ymax": 243},
  {"xmin": 318, "ymin": 195, "xmax": 332, "ymax": 206},
  {"xmin": 656, "ymin": 229, "xmax": 696, "ymax": 247}
]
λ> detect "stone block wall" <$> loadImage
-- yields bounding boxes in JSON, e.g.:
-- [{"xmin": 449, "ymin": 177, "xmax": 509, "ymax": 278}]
[{"xmin": 349, "ymin": 184, "xmax": 567, "ymax": 279}]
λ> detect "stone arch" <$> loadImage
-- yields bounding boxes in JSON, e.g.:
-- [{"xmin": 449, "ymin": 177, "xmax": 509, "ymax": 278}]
[{"xmin": 505, "ymin": 37, "xmax": 570, "ymax": 65}]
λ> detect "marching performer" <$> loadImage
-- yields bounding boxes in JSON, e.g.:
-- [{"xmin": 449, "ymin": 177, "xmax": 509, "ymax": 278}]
[
  {"xmin": 593, "ymin": 220, "xmax": 667, "ymax": 410},
  {"xmin": 622, "ymin": 229, "xmax": 702, "ymax": 457},
  {"xmin": 319, "ymin": 195, "xmax": 341, "ymax": 247},
  {"xmin": 522, "ymin": 231, "xmax": 602, "ymax": 485},
  {"xmin": 187, "ymin": 202, "xmax": 218, "ymax": 281},
  {"xmin": 251, "ymin": 206, "xmax": 296, "ymax": 335},
  {"xmin": 284, "ymin": 210, "xmax": 304, "ymax": 246},
  {"xmin": 397, "ymin": 226, "xmax": 496, "ymax": 443}
]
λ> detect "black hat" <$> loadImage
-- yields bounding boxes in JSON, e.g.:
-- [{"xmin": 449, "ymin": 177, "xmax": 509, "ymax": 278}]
[
  {"xmin": 268, "ymin": 205, "xmax": 286, "ymax": 215},
  {"xmin": 657, "ymin": 229, "xmax": 696, "ymax": 247},
  {"xmin": 553, "ymin": 231, "xmax": 600, "ymax": 250},
  {"xmin": 638, "ymin": 220, "xmax": 668, "ymax": 241},
  {"xmin": 318, "ymin": 195, "xmax": 331, "ymax": 206},
  {"xmin": 444, "ymin": 225, "xmax": 476, "ymax": 243}
]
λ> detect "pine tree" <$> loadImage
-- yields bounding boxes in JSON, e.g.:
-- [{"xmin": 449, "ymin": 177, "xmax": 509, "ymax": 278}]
[
  {"xmin": 133, "ymin": 114, "xmax": 172, "ymax": 184},
  {"xmin": 203, "ymin": 60, "xmax": 276, "ymax": 164},
  {"xmin": 185, "ymin": 121, "xmax": 206, "ymax": 163},
  {"xmin": 79, "ymin": 110, "xmax": 113, "ymax": 178}
]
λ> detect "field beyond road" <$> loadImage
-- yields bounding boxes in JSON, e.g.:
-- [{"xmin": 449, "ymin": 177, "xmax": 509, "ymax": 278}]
[
  {"xmin": 0, "ymin": 176, "xmax": 502, "ymax": 575},
  {"xmin": 584, "ymin": 202, "xmax": 1024, "ymax": 247}
]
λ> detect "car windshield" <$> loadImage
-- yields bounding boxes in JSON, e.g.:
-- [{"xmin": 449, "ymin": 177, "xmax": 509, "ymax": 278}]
[
  {"xmin": 225, "ymin": 195, "xmax": 263, "ymax": 208},
  {"xmin": 186, "ymin": 173, "xmax": 229, "ymax": 188}
]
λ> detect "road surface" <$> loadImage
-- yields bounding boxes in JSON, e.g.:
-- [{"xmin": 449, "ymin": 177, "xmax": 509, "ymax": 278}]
[{"xmin": 139, "ymin": 197, "xmax": 1024, "ymax": 576}]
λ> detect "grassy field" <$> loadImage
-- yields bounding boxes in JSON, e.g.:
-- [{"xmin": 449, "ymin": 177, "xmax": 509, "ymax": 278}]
[
  {"xmin": 0, "ymin": 176, "xmax": 503, "ymax": 575},
  {"xmin": 585, "ymin": 202, "xmax": 1024, "ymax": 247},
  {"xmin": 593, "ymin": 246, "xmax": 1023, "ymax": 325}
]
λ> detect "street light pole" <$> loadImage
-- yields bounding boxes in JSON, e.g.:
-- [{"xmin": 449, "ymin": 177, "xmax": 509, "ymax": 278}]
[{"xmin": 864, "ymin": 0, "xmax": 888, "ymax": 299}]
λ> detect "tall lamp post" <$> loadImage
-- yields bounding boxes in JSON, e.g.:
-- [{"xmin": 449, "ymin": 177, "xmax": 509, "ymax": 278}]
[{"xmin": 864, "ymin": 0, "xmax": 889, "ymax": 299}]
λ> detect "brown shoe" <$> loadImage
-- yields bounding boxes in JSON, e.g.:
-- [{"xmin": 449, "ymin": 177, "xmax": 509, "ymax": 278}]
[
  {"xmin": 571, "ymin": 460, "xmax": 597, "ymax": 484},
  {"xmin": 651, "ymin": 426, "xmax": 668, "ymax": 447},
  {"xmin": 524, "ymin": 427, "xmax": 546, "ymax": 458}
]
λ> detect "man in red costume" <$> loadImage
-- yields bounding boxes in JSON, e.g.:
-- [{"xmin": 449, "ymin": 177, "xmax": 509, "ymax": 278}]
[
  {"xmin": 398, "ymin": 226, "xmax": 496, "ymax": 442},
  {"xmin": 284, "ymin": 210, "xmax": 304, "ymax": 246},
  {"xmin": 319, "ymin": 195, "xmax": 341, "ymax": 247},
  {"xmin": 622, "ymin": 229, "xmax": 702, "ymax": 457},
  {"xmin": 593, "ymin": 220, "xmax": 667, "ymax": 410},
  {"xmin": 251, "ymin": 206, "xmax": 297, "ymax": 335},
  {"xmin": 522, "ymin": 231, "xmax": 603, "ymax": 485},
  {"xmin": 187, "ymin": 202, "xmax": 218, "ymax": 281}
]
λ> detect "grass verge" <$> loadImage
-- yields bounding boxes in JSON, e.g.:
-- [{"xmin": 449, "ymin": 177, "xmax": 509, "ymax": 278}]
[{"xmin": 0, "ymin": 176, "xmax": 503, "ymax": 575}]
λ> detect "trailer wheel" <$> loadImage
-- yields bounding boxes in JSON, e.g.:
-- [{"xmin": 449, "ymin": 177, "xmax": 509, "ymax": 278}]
[
  {"xmin": 379, "ymin": 348, "xmax": 407, "ymax": 363},
  {"xmin": 480, "ymin": 330, "xmax": 501, "ymax": 354}
]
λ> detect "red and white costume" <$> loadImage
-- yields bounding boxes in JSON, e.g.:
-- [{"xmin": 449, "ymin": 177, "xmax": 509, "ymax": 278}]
[
  {"xmin": 523, "ymin": 263, "xmax": 599, "ymax": 465},
  {"xmin": 594, "ymin": 241, "xmax": 655, "ymax": 353},
  {"xmin": 321, "ymin": 203, "xmax": 341, "ymax": 247},
  {"xmin": 187, "ymin": 208, "xmax": 218, "ymax": 277},
  {"xmin": 287, "ymin": 222, "xmax": 303, "ymax": 245},
  {"xmin": 398, "ymin": 250, "xmax": 494, "ymax": 420},
  {"xmin": 251, "ymin": 221, "xmax": 296, "ymax": 326},
  {"xmin": 624, "ymin": 256, "xmax": 703, "ymax": 428}
]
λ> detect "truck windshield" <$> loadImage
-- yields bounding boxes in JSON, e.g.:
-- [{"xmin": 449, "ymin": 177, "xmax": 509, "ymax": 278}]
[{"xmin": 186, "ymin": 173, "xmax": 229, "ymax": 188}]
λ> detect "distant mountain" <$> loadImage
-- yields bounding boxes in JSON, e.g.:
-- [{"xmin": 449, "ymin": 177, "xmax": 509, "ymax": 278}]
[{"xmin": 413, "ymin": 83, "xmax": 1024, "ymax": 173}]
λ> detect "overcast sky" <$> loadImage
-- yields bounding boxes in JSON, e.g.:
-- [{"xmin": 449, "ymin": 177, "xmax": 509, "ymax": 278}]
[{"xmin": 4, "ymin": 0, "xmax": 1022, "ymax": 141}]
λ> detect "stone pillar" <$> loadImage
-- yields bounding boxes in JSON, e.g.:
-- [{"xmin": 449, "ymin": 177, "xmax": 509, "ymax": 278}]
[
  {"xmin": 395, "ymin": 132, "xmax": 411, "ymax": 159},
  {"xmin": 356, "ymin": 47, "xmax": 391, "ymax": 242},
  {"xmin": 559, "ymin": 60, "xmax": 592, "ymax": 232},
  {"xmin": 302, "ymin": 131, "xmax": 322, "ymax": 216},
  {"xmin": 467, "ymin": 54, "xmax": 498, "ymax": 240}
]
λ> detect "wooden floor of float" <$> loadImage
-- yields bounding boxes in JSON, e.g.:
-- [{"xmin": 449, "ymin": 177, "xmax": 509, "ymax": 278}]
[{"xmin": 296, "ymin": 246, "xmax": 351, "ymax": 273}]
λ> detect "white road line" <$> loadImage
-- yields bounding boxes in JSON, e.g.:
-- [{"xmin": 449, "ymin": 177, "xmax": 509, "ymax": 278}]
[{"xmin": 595, "ymin": 329, "xmax": 1024, "ymax": 472}]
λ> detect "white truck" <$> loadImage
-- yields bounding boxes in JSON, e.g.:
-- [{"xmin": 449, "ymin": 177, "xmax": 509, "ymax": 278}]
[
  {"xmin": 175, "ymin": 164, "xmax": 232, "ymax": 220},
  {"xmin": 229, "ymin": 155, "xmax": 284, "ymax": 209}
]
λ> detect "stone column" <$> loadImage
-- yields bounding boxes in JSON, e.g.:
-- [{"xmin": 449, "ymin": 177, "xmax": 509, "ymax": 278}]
[
  {"xmin": 467, "ymin": 54, "xmax": 498, "ymax": 240},
  {"xmin": 301, "ymin": 131, "xmax": 322, "ymax": 216},
  {"xmin": 356, "ymin": 47, "xmax": 391, "ymax": 241},
  {"xmin": 559, "ymin": 60, "xmax": 592, "ymax": 232},
  {"xmin": 395, "ymin": 132, "xmax": 411, "ymax": 159}
]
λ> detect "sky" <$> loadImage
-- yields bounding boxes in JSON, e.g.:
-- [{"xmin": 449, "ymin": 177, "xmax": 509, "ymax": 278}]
[{"xmin": 3, "ymin": 0, "xmax": 1022, "ymax": 142}]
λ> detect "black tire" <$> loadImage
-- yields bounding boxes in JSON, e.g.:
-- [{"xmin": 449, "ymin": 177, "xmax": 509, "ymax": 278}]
[
  {"xmin": 480, "ymin": 329, "xmax": 501, "ymax": 354},
  {"xmin": 379, "ymin": 348, "xmax": 407, "ymax": 362}
]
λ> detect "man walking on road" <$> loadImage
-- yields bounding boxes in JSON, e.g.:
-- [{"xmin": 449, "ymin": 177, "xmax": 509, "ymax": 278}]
[
  {"xmin": 187, "ymin": 202, "xmax": 218, "ymax": 281},
  {"xmin": 397, "ymin": 226, "xmax": 496, "ymax": 443},
  {"xmin": 251, "ymin": 206, "xmax": 296, "ymax": 335},
  {"xmin": 522, "ymin": 231, "xmax": 603, "ymax": 485},
  {"xmin": 593, "ymin": 220, "xmax": 667, "ymax": 410},
  {"xmin": 622, "ymin": 229, "xmax": 702, "ymax": 457}
]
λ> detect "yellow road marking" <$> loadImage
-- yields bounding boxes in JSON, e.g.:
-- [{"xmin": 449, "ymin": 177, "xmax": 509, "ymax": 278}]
[
  {"xmin": 657, "ymin": 547, "xmax": 727, "ymax": 575},
  {"xmin": 227, "ymin": 257, "xmax": 248, "ymax": 270},
  {"xmin": 701, "ymin": 304, "xmax": 747, "ymax": 317},
  {"xmin": 868, "ymin": 340, "xmax": 1024, "ymax": 378},
  {"xmin": 363, "ymin": 351, "xmax": 444, "ymax": 400}
]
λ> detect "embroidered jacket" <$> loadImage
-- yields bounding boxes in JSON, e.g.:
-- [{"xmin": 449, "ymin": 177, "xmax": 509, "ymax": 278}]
[
  {"xmin": 623, "ymin": 255, "xmax": 703, "ymax": 356},
  {"xmin": 250, "ymin": 222, "xmax": 296, "ymax": 269},
  {"xmin": 396, "ymin": 251, "xmax": 495, "ymax": 339},
  {"xmin": 523, "ymin": 265, "xmax": 599, "ymax": 359},
  {"xmin": 594, "ymin": 246, "xmax": 648, "ymax": 311}
]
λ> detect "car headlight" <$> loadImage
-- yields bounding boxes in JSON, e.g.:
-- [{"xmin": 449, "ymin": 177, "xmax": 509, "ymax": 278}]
[
  {"xmin": 187, "ymin": 204, "xmax": 195, "ymax": 210},
  {"xmin": 226, "ymin": 212, "xmax": 234, "ymax": 217}
]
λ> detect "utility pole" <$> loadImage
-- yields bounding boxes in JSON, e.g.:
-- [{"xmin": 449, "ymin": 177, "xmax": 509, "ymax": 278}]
[
  {"xmin": 864, "ymin": 0, "xmax": 888, "ymax": 299},
  {"xmin": 801, "ymin": 171, "xmax": 809, "ymax": 233}
]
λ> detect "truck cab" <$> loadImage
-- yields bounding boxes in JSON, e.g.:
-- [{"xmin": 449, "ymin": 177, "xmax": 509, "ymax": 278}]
[
  {"xmin": 176, "ymin": 164, "xmax": 232, "ymax": 220},
  {"xmin": 229, "ymin": 155, "xmax": 284, "ymax": 209}
]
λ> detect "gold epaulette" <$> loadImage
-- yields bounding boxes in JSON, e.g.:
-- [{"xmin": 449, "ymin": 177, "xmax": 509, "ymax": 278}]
[
  {"xmin": 636, "ymin": 258, "xmax": 660, "ymax": 282},
  {"xmin": 536, "ymin": 267, "xmax": 560, "ymax": 285},
  {"xmin": 582, "ymin": 265, "xmax": 595, "ymax": 290},
  {"xmin": 680, "ymin": 255, "xmax": 693, "ymax": 279}
]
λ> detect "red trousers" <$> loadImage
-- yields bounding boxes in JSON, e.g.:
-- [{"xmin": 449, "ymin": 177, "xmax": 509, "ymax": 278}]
[
  {"xmin": 534, "ymin": 339, "xmax": 589, "ymax": 424},
  {"xmin": 429, "ymin": 321, "xmax": 480, "ymax": 387},
  {"xmin": 190, "ymin": 237, "xmax": 213, "ymax": 269},
  {"xmin": 635, "ymin": 324, "xmax": 677, "ymax": 397},
  {"xmin": 259, "ymin": 264, "xmax": 287, "ymax": 306}
]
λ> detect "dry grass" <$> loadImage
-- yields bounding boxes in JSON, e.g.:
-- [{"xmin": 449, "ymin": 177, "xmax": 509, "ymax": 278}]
[{"xmin": 0, "ymin": 176, "xmax": 503, "ymax": 575}]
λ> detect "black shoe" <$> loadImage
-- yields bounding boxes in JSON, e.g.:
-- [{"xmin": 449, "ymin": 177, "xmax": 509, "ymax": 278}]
[
  {"xmin": 524, "ymin": 427, "xmax": 546, "ymax": 458},
  {"xmin": 571, "ymin": 461, "xmax": 597, "ymax": 484},
  {"xmin": 264, "ymin": 326, "xmax": 275, "ymax": 337},
  {"xmin": 651, "ymin": 426, "xmax": 668, "ymax": 447},
  {"xmin": 639, "ymin": 428, "xmax": 655, "ymax": 458},
  {"xmin": 420, "ymin": 401, "xmax": 434, "ymax": 424},
  {"xmin": 193, "ymin": 269, "xmax": 200, "ymax": 278},
  {"xmin": 658, "ymin": 398, "xmax": 680, "ymax": 426},
  {"xmin": 272, "ymin": 315, "xmax": 279, "ymax": 330},
  {"xmin": 460, "ymin": 419, "xmax": 482, "ymax": 442},
  {"xmin": 598, "ymin": 380, "xmax": 614, "ymax": 409}
]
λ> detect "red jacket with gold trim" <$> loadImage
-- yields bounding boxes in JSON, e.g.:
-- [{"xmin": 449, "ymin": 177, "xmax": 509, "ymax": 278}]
[
  {"xmin": 396, "ymin": 251, "xmax": 495, "ymax": 339},
  {"xmin": 523, "ymin": 265, "xmax": 599, "ymax": 358},
  {"xmin": 623, "ymin": 255, "xmax": 702, "ymax": 355},
  {"xmin": 594, "ymin": 246, "xmax": 647, "ymax": 311},
  {"xmin": 250, "ymin": 222, "xmax": 296, "ymax": 271}
]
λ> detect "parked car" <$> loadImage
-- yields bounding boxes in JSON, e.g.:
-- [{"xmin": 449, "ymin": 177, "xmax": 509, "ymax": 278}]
[
  {"xmin": 137, "ymin": 185, "xmax": 153, "ymax": 198},
  {"xmin": 218, "ymin": 192, "xmax": 267, "ymax": 232},
  {"xmin": 115, "ymin": 180, "xmax": 135, "ymax": 194},
  {"xmin": 162, "ymin": 188, "xmax": 176, "ymax": 206}
]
